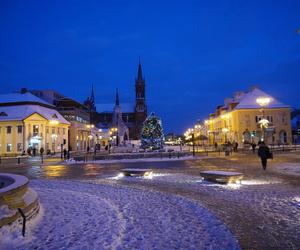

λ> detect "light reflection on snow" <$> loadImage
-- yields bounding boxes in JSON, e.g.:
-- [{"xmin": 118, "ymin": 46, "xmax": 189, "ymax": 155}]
[
  {"xmin": 110, "ymin": 173, "xmax": 125, "ymax": 180},
  {"xmin": 241, "ymin": 179, "xmax": 281, "ymax": 185}
]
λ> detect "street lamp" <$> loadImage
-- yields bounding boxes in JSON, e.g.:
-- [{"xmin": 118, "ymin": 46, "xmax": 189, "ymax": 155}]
[
  {"xmin": 109, "ymin": 127, "xmax": 118, "ymax": 146},
  {"xmin": 86, "ymin": 124, "xmax": 94, "ymax": 151},
  {"xmin": 222, "ymin": 128, "xmax": 229, "ymax": 142},
  {"xmin": 184, "ymin": 128, "xmax": 195, "ymax": 156},
  {"xmin": 256, "ymin": 97, "xmax": 271, "ymax": 142}
]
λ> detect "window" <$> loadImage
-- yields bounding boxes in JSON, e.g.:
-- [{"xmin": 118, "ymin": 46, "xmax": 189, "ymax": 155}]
[
  {"xmin": 63, "ymin": 128, "xmax": 65, "ymax": 135},
  {"xmin": 266, "ymin": 116, "xmax": 273, "ymax": 123},
  {"xmin": 7, "ymin": 143, "xmax": 12, "ymax": 152},
  {"xmin": 33, "ymin": 125, "xmax": 39, "ymax": 135},
  {"xmin": 7, "ymin": 126, "xmax": 12, "ymax": 134},
  {"xmin": 52, "ymin": 128, "xmax": 55, "ymax": 134},
  {"xmin": 17, "ymin": 125, "xmax": 23, "ymax": 133},
  {"xmin": 57, "ymin": 128, "xmax": 60, "ymax": 134},
  {"xmin": 46, "ymin": 126, "xmax": 49, "ymax": 134},
  {"xmin": 17, "ymin": 143, "xmax": 22, "ymax": 151}
]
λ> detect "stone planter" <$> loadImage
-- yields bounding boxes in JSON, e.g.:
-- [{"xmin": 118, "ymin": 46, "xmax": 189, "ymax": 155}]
[{"xmin": 0, "ymin": 173, "xmax": 40, "ymax": 228}]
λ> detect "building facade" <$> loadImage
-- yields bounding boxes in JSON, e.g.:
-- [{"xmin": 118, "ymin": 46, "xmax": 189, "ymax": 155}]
[
  {"xmin": 30, "ymin": 89, "xmax": 102, "ymax": 151},
  {"xmin": 0, "ymin": 93, "xmax": 70, "ymax": 156},
  {"xmin": 189, "ymin": 88, "xmax": 292, "ymax": 146}
]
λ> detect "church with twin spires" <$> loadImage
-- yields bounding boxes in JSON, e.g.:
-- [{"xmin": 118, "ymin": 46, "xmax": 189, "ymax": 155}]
[{"xmin": 84, "ymin": 60, "xmax": 148, "ymax": 141}]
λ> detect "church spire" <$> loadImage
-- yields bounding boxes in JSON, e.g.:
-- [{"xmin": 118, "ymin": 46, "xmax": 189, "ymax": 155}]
[
  {"xmin": 137, "ymin": 57, "xmax": 143, "ymax": 82},
  {"xmin": 115, "ymin": 88, "xmax": 119, "ymax": 106},
  {"xmin": 90, "ymin": 83, "xmax": 95, "ymax": 104}
]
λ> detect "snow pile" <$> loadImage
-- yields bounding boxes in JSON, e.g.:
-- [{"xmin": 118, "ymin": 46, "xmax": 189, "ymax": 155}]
[
  {"xmin": 291, "ymin": 197, "xmax": 300, "ymax": 208},
  {"xmin": 65, "ymin": 158, "xmax": 76, "ymax": 164},
  {"xmin": 0, "ymin": 205, "xmax": 16, "ymax": 220},
  {"xmin": 0, "ymin": 205, "xmax": 44, "ymax": 248},
  {"xmin": 0, "ymin": 180, "xmax": 240, "ymax": 249}
]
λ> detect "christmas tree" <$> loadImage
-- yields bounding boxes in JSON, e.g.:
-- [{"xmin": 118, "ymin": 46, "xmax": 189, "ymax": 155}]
[{"xmin": 141, "ymin": 113, "xmax": 164, "ymax": 149}]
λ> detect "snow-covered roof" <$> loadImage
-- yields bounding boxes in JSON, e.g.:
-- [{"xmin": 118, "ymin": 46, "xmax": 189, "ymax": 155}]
[
  {"xmin": 0, "ymin": 92, "xmax": 54, "ymax": 107},
  {"xmin": 234, "ymin": 88, "xmax": 290, "ymax": 110},
  {"xmin": 0, "ymin": 104, "xmax": 70, "ymax": 124},
  {"xmin": 96, "ymin": 103, "xmax": 134, "ymax": 113}
]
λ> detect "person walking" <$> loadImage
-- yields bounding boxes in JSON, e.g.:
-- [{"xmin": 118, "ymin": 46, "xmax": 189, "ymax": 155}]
[
  {"xmin": 251, "ymin": 142, "xmax": 257, "ymax": 154},
  {"xmin": 258, "ymin": 142, "xmax": 272, "ymax": 170},
  {"xmin": 63, "ymin": 149, "xmax": 67, "ymax": 159}
]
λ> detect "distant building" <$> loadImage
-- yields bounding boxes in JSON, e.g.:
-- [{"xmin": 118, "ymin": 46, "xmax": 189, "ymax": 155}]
[
  {"xmin": 0, "ymin": 92, "xmax": 70, "ymax": 156},
  {"xmin": 89, "ymin": 60, "xmax": 148, "ymax": 140},
  {"xmin": 202, "ymin": 87, "xmax": 292, "ymax": 145},
  {"xmin": 30, "ymin": 89, "xmax": 101, "ymax": 151}
]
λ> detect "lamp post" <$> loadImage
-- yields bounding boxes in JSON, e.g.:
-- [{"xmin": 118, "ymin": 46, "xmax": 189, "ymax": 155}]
[
  {"xmin": 222, "ymin": 128, "xmax": 229, "ymax": 142},
  {"xmin": 109, "ymin": 127, "xmax": 118, "ymax": 145},
  {"xmin": 86, "ymin": 124, "xmax": 94, "ymax": 152},
  {"xmin": 256, "ymin": 97, "xmax": 271, "ymax": 142}
]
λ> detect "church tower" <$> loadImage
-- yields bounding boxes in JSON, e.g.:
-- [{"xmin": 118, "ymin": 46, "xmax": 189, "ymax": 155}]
[{"xmin": 134, "ymin": 58, "xmax": 147, "ymax": 139}]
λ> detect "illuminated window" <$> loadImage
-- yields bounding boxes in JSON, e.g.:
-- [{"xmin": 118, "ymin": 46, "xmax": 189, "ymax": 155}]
[
  {"xmin": 7, "ymin": 143, "xmax": 12, "ymax": 152},
  {"xmin": 33, "ymin": 125, "xmax": 39, "ymax": 135}
]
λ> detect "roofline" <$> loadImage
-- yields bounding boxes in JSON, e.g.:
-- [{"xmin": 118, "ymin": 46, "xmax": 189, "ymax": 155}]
[
  {"xmin": 233, "ymin": 106, "xmax": 291, "ymax": 111},
  {"xmin": 0, "ymin": 101, "xmax": 55, "ymax": 109},
  {"xmin": 9, "ymin": 111, "xmax": 71, "ymax": 125}
]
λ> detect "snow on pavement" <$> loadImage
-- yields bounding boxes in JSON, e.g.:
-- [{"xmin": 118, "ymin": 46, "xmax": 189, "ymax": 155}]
[{"xmin": 0, "ymin": 179, "xmax": 239, "ymax": 250}]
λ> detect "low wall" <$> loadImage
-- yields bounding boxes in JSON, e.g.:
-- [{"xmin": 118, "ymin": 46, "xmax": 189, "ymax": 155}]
[
  {"xmin": 74, "ymin": 151, "xmax": 192, "ymax": 162},
  {"xmin": 0, "ymin": 173, "xmax": 40, "ymax": 228}
]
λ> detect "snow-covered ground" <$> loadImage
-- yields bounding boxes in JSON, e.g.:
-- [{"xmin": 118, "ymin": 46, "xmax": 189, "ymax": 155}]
[
  {"xmin": 0, "ymin": 179, "xmax": 239, "ymax": 249},
  {"xmin": 101, "ymin": 173, "xmax": 300, "ymax": 249},
  {"xmin": 272, "ymin": 163, "xmax": 300, "ymax": 176}
]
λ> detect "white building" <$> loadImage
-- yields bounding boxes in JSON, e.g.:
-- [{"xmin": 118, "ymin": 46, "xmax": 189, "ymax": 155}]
[{"xmin": 0, "ymin": 92, "xmax": 70, "ymax": 156}]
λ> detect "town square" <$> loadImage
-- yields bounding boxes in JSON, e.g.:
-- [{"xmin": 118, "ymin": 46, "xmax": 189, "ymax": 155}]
[{"xmin": 0, "ymin": 1, "xmax": 300, "ymax": 250}]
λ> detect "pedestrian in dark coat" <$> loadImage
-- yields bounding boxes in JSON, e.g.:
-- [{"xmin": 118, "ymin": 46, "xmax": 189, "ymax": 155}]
[
  {"xmin": 251, "ymin": 142, "xmax": 257, "ymax": 154},
  {"xmin": 258, "ymin": 142, "xmax": 272, "ymax": 170},
  {"xmin": 63, "ymin": 149, "xmax": 67, "ymax": 159}
]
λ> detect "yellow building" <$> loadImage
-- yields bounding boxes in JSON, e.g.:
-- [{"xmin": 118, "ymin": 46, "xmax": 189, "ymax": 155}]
[
  {"xmin": 204, "ymin": 87, "xmax": 291, "ymax": 146},
  {"xmin": 0, "ymin": 93, "xmax": 70, "ymax": 156}
]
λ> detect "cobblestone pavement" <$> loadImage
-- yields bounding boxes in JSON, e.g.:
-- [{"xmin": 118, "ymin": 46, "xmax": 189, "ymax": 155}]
[{"xmin": 1, "ymin": 150, "xmax": 300, "ymax": 249}]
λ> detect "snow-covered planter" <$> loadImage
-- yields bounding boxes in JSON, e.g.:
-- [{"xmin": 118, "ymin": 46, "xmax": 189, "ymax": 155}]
[{"xmin": 0, "ymin": 173, "xmax": 39, "ymax": 228}]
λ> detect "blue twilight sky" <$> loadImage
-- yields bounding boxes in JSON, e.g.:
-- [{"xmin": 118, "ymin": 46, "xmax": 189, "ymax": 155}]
[{"xmin": 0, "ymin": 0, "xmax": 300, "ymax": 133}]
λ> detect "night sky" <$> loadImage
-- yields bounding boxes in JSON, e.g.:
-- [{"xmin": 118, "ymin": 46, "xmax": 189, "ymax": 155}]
[{"xmin": 1, "ymin": 1, "xmax": 300, "ymax": 133}]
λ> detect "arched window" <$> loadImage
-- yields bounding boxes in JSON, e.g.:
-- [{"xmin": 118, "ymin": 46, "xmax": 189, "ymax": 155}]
[{"xmin": 279, "ymin": 130, "xmax": 287, "ymax": 144}]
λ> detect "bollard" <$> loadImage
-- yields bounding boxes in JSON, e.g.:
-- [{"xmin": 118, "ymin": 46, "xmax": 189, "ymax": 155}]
[
  {"xmin": 177, "ymin": 152, "xmax": 179, "ymax": 159},
  {"xmin": 18, "ymin": 208, "xmax": 26, "ymax": 237},
  {"xmin": 17, "ymin": 157, "xmax": 20, "ymax": 164}
]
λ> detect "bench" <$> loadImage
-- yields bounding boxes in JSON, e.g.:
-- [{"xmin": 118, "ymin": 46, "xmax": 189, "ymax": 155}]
[
  {"xmin": 121, "ymin": 169, "xmax": 153, "ymax": 177},
  {"xmin": 200, "ymin": 170, "xmax": 244, "ymax": 184}
]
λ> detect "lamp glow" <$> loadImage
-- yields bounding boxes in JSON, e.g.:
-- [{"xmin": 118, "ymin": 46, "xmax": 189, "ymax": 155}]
[{"xmin": 256, "ymin": 97, "xmax": 271, "ymax": 107}]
